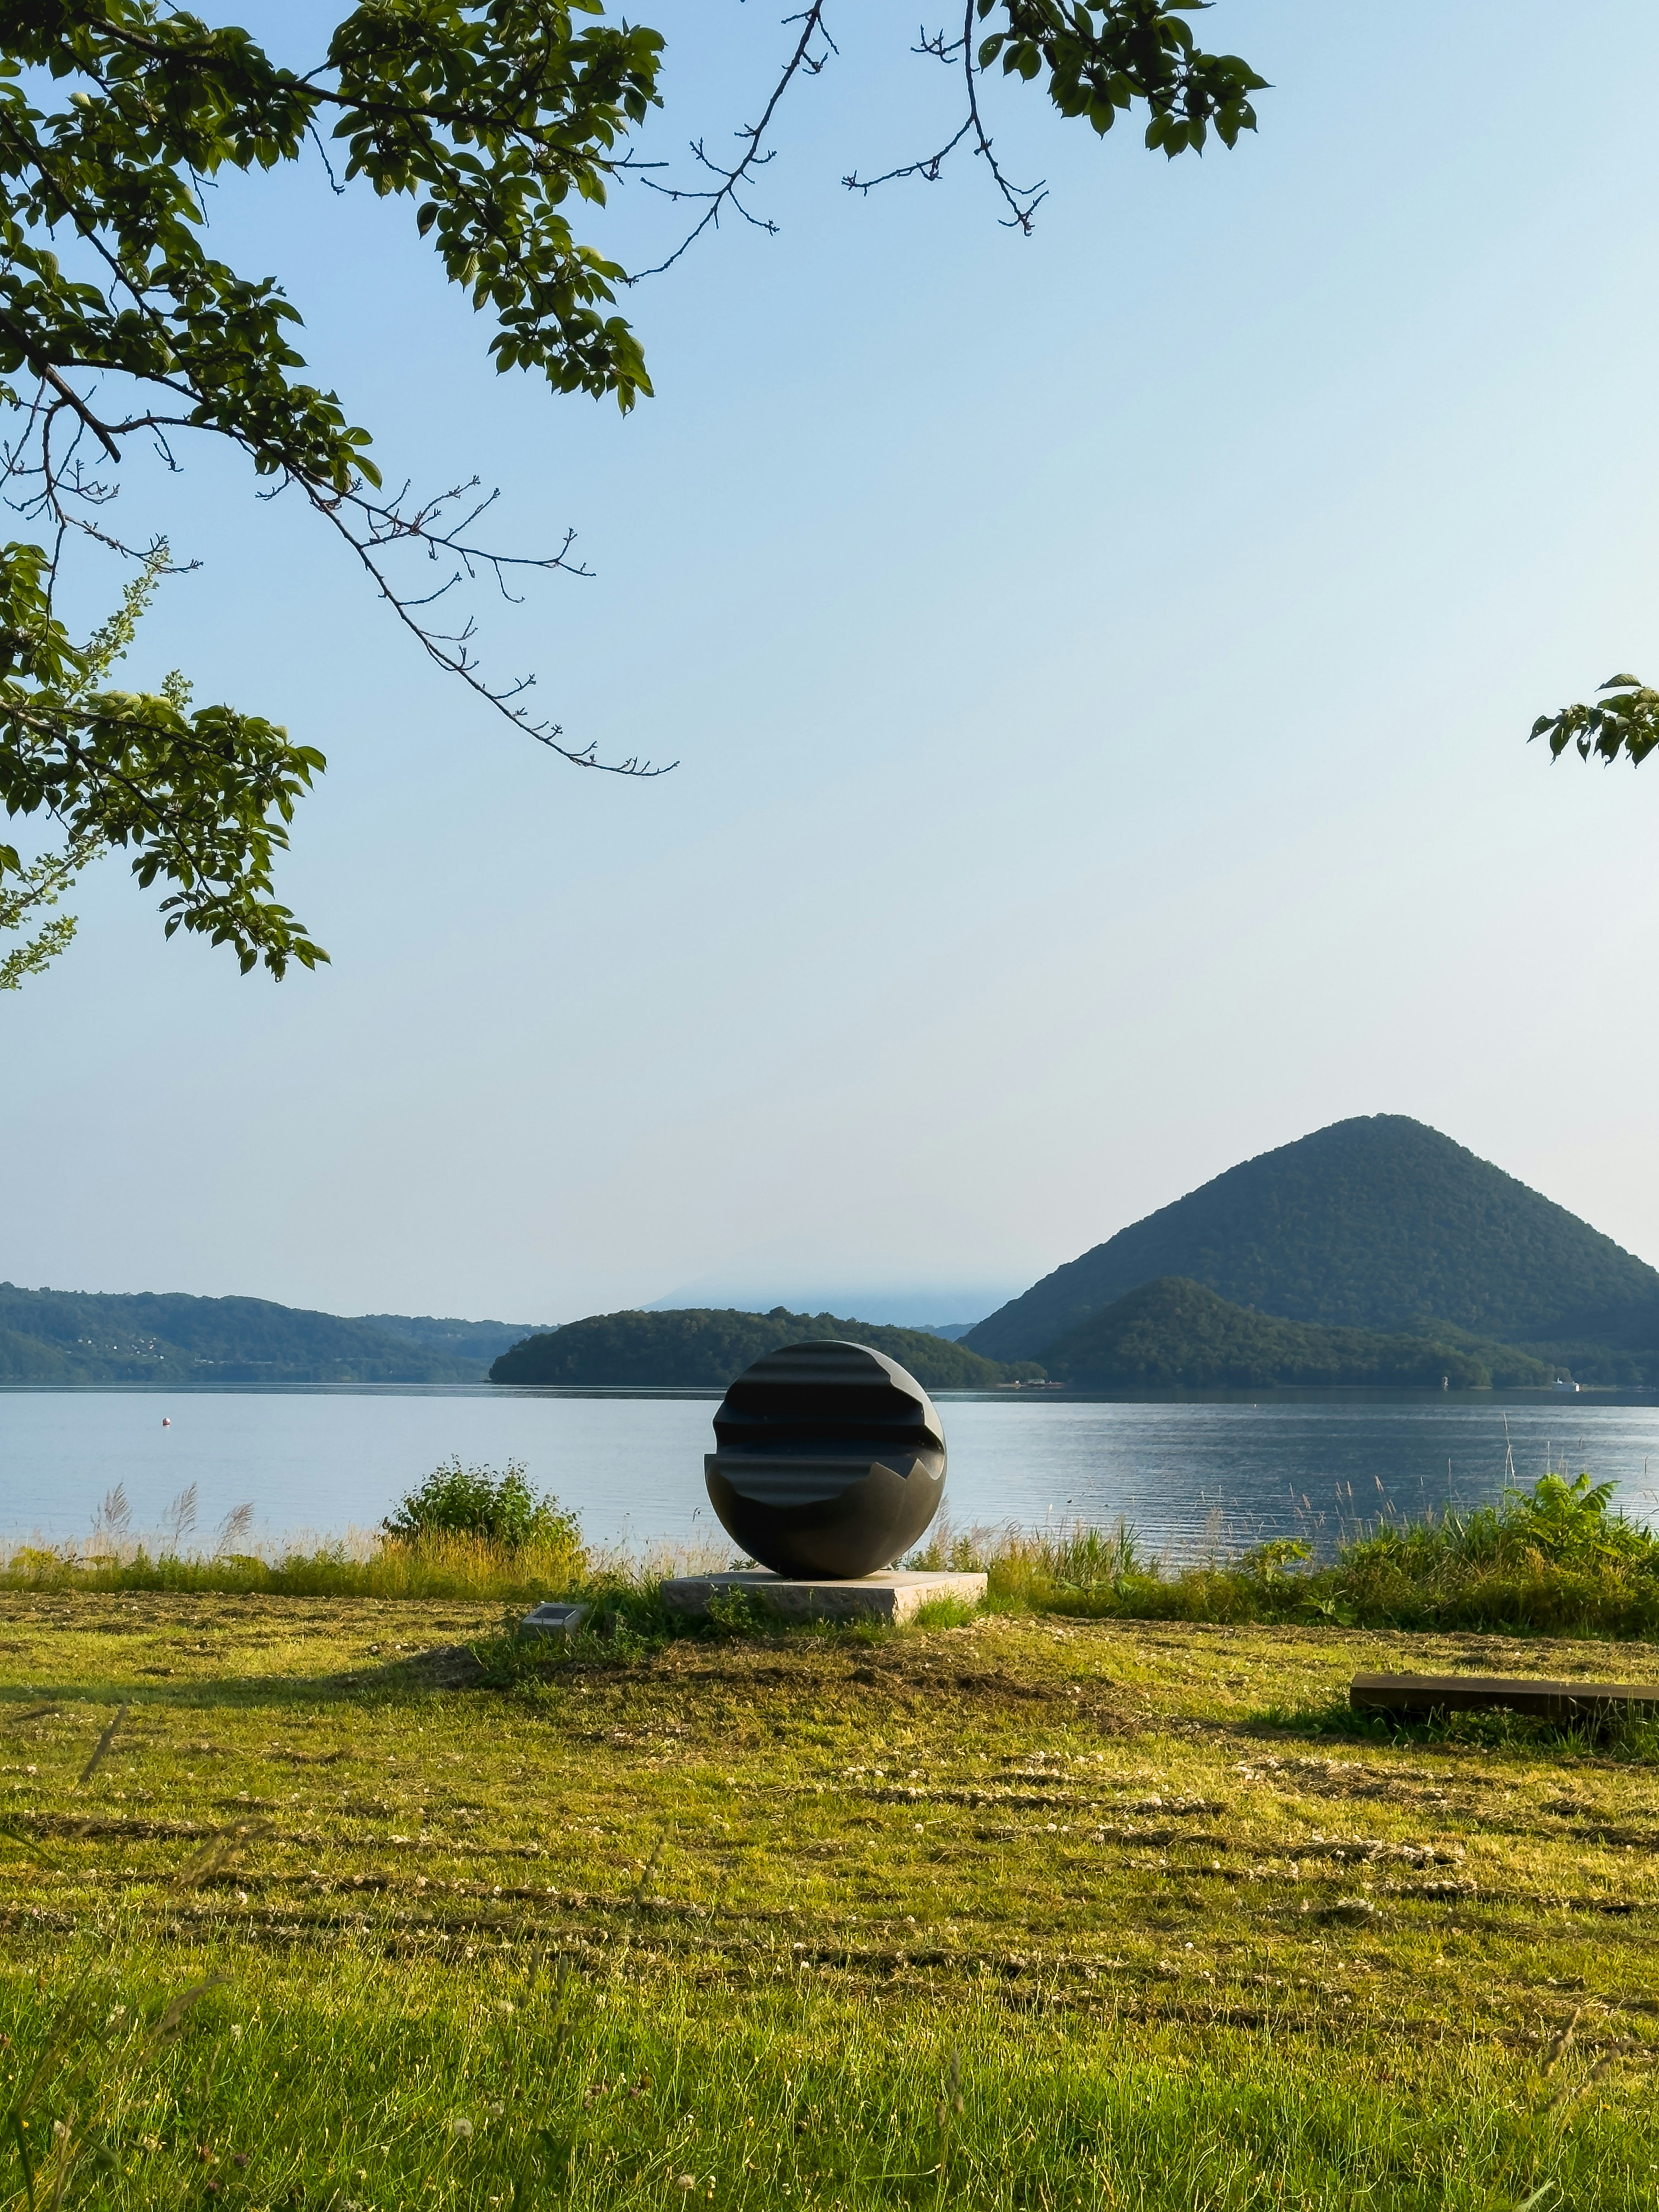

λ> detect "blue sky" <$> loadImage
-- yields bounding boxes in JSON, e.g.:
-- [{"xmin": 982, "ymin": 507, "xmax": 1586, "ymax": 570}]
[{"xmin": 5, "ymin": 2, "xmax": 1659, "ymax": 1327}]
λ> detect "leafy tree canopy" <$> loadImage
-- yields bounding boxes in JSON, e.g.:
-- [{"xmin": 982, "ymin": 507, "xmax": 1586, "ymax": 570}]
[
  {"xmin": 1531, "ymin": 676, "xmax": 1659, "ymax": 773},
  {"xmin": 0, "ymin": 0, "xmax": 1268, "ymax": 985}
]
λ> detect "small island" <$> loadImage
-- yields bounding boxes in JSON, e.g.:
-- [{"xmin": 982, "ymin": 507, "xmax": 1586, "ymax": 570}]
[{"xmin": 489, "ymin": 1307, "xmax": 1037, "ymax": 1391}]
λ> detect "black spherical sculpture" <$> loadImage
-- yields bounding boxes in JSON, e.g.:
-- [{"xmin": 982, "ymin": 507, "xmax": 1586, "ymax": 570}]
[{"xmin": 704, "ymin": 1339, "xmax": 947, "ymax": 1579}]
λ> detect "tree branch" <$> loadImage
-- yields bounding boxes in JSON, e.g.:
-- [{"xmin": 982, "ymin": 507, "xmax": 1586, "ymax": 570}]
[
  {"xmin": 305, "ymin": 479, "xmax": 674, "ymax": 777},
  {"xmin": 842, "ymin": 6, "xmax": 1046, "ymax": 229},
  {"xmin": 0, "ymin": 319, "xmax": 121, "ymax": 461},
  {"xmin": 630, "ymin": 4, "xmax": 836, "ymax": 280}
]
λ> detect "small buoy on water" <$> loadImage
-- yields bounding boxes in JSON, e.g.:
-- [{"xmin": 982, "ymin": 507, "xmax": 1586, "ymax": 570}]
[{"xmin": 161, "ymin": 1416, "xmax": 171, "ymax": 1428}]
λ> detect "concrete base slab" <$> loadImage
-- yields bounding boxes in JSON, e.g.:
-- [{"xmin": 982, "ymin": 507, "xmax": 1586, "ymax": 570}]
[
  {"xmin": 518, "ymin": 1601, "xmax": 590, "ymax": 1638},
  {"xmin": 660, "ymin": 1569, "xmax": 986, "ymax": 1625}
]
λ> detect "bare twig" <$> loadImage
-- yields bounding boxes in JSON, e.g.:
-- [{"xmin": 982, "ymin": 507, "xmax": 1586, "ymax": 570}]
[
  {"xmin": 842, "ymin": 3, "xmax": 1046, "ymax": 231},
  {"xmin": 842, "ymin": 114, "xmax": 973, "ymax": 193},
  {"xmin": 304, "ymin": 477, "xmax": 675, "ymax": 775},
  {"xmin": 630, "ymin": 4, "xmax": 836, "ymax": 279}
]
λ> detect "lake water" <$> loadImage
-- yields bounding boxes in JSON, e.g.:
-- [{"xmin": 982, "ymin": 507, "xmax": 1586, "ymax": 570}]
[{"xmin": 4, "ymin": 1386, "xmax": 1659, "ymax": 1560}]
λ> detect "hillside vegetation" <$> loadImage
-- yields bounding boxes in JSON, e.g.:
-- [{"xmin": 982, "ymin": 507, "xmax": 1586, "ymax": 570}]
[
  {"xmin": 1037, "ymin": 1276, "xmax": 1552, "ymax": 1390},
  {"xmin": 356, "ymin": 1313, "xmax": 546, "ymax": 1366},
  {"xmin": 967, "ymin": 1114, "xmax": 1659, "ymax": 1364},
  {"xmin": 0, "ymin": 1283, "xmax": 544, "ymax": 1384},
  {"xmin": 490, "ymin": 1307, "xmax": 1025, "ymax": 1390}
]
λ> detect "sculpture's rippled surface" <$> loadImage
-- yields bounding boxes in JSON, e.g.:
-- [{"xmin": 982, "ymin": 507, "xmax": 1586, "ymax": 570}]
[{"xmin": 703, "ymin": 1339, "xmax": 946, "ymax": 1577}]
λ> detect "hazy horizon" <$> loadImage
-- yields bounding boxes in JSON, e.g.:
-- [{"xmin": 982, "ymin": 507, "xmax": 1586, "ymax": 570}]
[{"xmin": 14, "ymin": 1104, "xmax": 1659, "ymax": 1338}]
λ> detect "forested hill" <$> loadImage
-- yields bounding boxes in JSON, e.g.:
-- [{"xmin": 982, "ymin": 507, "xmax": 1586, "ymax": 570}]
[
  {"xmin": 1038, "ymin": 1278, "xmax": 1551, "ymax": 1391},
  {"xmin": 966, "ymin": 1116, "xmax": 1659, "ymax": 1363},
  {"xmin": 0, "ymin": 1285, "xmax": 548, "ymax": 1383},
  {"xmin": 357, "ymin": 1314, "xmax": 549, "ymax": 1367},
  {"xmin": 490, "ymin": 1309, "xmax": 1026, "ymax": 1391}
]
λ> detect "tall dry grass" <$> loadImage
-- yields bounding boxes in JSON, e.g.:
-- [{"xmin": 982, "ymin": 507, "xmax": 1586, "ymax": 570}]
[
  {"xmin": 908, "ymin": 1474, "xmax": 1659, "ymax": 1637},
  {"xmin": 9, "ymin": 1471, "xmax": 1659, "ymax": 1638},
  {"xmin": 0, "ymin": 1526, "xmax": 588, "ymax": 1601},
  {"xmin": 0, "ymin": 1516, "xmax": 749, "ymax": 1604}
]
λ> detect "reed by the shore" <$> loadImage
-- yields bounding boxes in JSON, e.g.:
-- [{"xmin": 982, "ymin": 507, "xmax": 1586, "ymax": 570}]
[
  {"xmin": 914, "ymin": 1469, "xmax": 1659, "ymax": 1638},
  {"xmin": 6, "ymin": 1468, "xmax": 1658, "ymax": 1637}
]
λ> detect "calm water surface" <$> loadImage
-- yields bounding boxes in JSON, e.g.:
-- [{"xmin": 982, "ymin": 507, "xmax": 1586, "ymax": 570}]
[{"xmin": 4, "ymin": 1387, "xmax": 1659, "ymax": 1557}]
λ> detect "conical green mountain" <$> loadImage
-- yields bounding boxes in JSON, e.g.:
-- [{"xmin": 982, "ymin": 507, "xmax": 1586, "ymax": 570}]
[{"xmin": 965, "ymin": 1116, "xmax": 1659, "ymax": 1363}]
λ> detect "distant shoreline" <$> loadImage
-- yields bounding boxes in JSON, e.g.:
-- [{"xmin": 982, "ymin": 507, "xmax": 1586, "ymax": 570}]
[{"xmin": 4, "ymin": 1379, "xmax": 1659, "ymax": 1404}]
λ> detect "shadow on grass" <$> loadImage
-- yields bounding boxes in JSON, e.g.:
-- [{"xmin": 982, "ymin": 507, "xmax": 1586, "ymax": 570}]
[
  {"xmin": 0, "ymin": 1593, "xmax": 938, "ymax": 1721},
  {"xmin": 465, "ymin": 1591, "xmax": 909, "ymax": 1692},
  {"xmin": 0, "ymin": 1646, "xmax": 498, "ymax": 1718},
  {"xmin": 1243, "ymin": 1691, "xmax": 1659, "ymax": 1763}
]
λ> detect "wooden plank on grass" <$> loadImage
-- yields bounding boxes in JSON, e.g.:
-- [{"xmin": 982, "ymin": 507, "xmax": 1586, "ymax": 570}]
[{"xmin": 1350, "ymin": 1673, "xmax": 1659, "ymax": 1722}]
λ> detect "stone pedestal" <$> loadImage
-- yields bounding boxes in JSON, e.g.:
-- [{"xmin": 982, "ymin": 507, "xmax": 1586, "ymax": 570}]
[{"xmin": 660, "ymin": 1569, "xmax": 985, "ymax": 1625}]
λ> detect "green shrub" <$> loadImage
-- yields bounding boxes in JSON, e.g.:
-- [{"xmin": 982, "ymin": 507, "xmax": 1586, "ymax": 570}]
[{"xmin": 381, "ymin": 1457, "xmax": 581, "ymax": 1551}]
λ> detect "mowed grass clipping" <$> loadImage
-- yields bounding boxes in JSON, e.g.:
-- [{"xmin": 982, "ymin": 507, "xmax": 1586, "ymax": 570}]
[{"xmin": 2, "ymin": 1598, "xmax": 1659, "ymax": 2206}]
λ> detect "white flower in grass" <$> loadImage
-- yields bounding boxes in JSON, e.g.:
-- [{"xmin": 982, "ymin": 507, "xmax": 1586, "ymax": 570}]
[{"xmin": 449, "ymin": 2117, "xmax": 474, "ymax": 2141}]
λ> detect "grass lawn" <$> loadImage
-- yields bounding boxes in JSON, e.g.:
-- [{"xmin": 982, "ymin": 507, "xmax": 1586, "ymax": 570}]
[{"xmin": 2, "ymin": 1594, "xmax": 1658, "ymax": 2209}]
